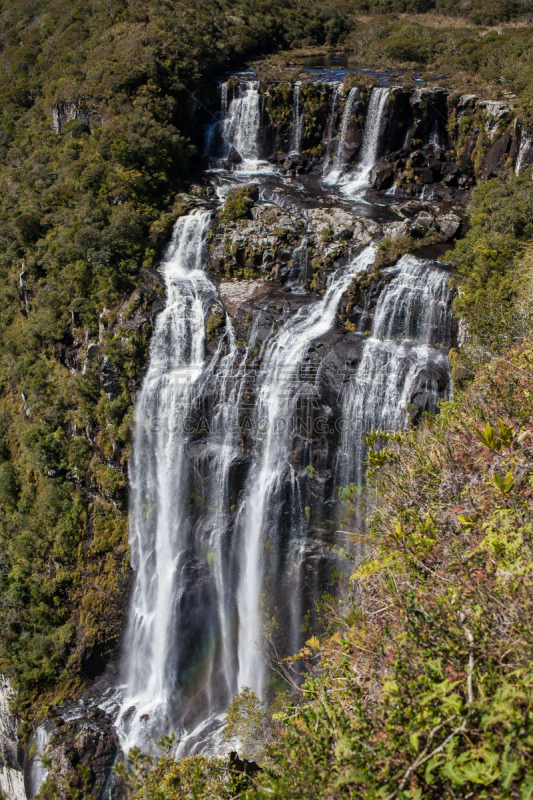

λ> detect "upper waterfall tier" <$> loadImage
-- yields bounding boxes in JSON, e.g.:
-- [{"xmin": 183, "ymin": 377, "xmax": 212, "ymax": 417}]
[
  {"xmin": 207, "ymin": 80, "xmax": 271, "ymax": 173},
  {"xmin": 340, "ymin": 86, "xmax": 389, "ymax": 194},
  {"xmin": 323, "ymin": 86, "xmax": 359, "ymax": 184}
]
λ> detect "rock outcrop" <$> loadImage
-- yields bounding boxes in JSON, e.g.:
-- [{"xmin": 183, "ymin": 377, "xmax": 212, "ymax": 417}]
[{"xmin": 0, "ymin": 678, "xmax": 25, "ymax": 800}]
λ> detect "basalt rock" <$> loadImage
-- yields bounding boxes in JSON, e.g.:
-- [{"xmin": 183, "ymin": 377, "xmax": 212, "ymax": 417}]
[
  {"xmin": 227, "ymin": 146, "xmax": 243, "ymax": 164},
  {"xmin": 37, "ymin": 709, "xmax": 119, "ymax": 800},
  {"xmin": 370, "ymin": 160, "xmax": 394, "ymax": 190},
  {"xmin": 53, "ymin": 99, "xmax": 100, "ymax": 135},
  {"xmin": 481, "ymin": 132, "xmax": 511, "ymax": 179},
  {"xmin": 0, "ymin": 678, "xmax": 25, "ymax": 800}
]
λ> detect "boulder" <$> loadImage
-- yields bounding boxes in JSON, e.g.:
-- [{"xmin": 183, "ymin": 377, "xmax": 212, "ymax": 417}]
[
  {"xmin": 416, "ymin": 211, "xmax": 435, "ymax": 229},
  {"xmin": 410, "ymin": 150, "xmax": 426, "ymax": 167},
  {"xmin": 384, "ymin": 219, "xmax": 412, "ymax": 240},
  {"xmin": 412, "ymin": 167, "xmax": 433, "ymax": 184},
  {"xmin": 477, "ymin": 100, "xmax": 512, "ymax": 119},
  {"xmin": 441, "ymin": 161, "xmax": 459, "ymax": 175},
  {"xmin": 370, "ymin": 160, "xmax": 394, "ymax": 190},
  {"xmin": 227, "ymin": 146, "xmax": 243, "ymax": 164},
  {"xmin": 436, "ymin": 213, "xmax": 462, "ymax": 240}
]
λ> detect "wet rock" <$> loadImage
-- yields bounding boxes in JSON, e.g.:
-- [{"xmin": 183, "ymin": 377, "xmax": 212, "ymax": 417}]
[
  {"xmin": 413, "ymin": 167, "xmax": 433, "ymax": 184},
  {"xmin": 441, "ymin": 161, "xmax": 459, "ymax": 176},
  {"xmin": 39, "ymin": 709, "xmax": 119, "ymax": 800},
  {"xmin": 227, "ymin": 146, "xmax": 243, "ymax": 164},
  {"xmin": 370, "ymin": 160, "xmax": 394, "ymax": 190},
  {"xmin": 410, "ymin": 151, "xmax": 427, "ymax": 167},
  {"xmin": 436, "ymin": 213, "xmax": 462, "ymax": 240}
]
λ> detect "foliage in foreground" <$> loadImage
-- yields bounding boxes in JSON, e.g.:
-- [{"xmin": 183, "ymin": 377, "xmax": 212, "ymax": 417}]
[{"xmin": 245, "ymin": 338, "xmax": 533, "ymax": 798}]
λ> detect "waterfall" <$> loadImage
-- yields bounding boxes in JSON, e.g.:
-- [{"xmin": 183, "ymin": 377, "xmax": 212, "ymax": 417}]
[
  {"xmin": 234, "ymin": 245, "xmax": 376, "ymax": 693},
  {"xmin": 289, "ymin": 82, "xmax": 304, "ymax": 155},
  {"xmin": 322, "ymin": 84, "xmax": 341, "ymax": 173},
  {"xmin": 116, "ymin": 211, "xmax": 223, "ymax": 751},
  {"xmin": 221, "ymin": 82, "xmax": 228, "ymax": 118},
  {"xmin": 25, "ymin": 724, "xmax": 52, "ymax": 798},
  {"xmin": 221, "ymin": 80, "xmax": 262, "ymax": 165},
  {"xmin": 429, "ymin": 118, "xmax": 444, "ymax": 153},
  {"xmin": 324, "ymin": 87, "xmax": 359, "ymax": 185},
  {"xmin": 338, "ymin": 254, "xmax": 453, "ymax": 486},
  {"xmin": 341, "ymin": 87, "xmax": 389, "ymax": 195},
  {"xmin": 515, "ymin": 129, "xmax": 532, "ymax": 175}
]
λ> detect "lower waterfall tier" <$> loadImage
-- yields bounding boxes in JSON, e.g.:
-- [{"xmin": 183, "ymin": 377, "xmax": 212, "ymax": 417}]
[{"xmin": 115, "ymin": 209, "xmax": 453, "ymax": 755}]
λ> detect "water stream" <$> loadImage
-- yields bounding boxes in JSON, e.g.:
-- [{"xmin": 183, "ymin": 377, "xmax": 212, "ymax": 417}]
[
  {"xmin": 324, "ymin": 87, "xmax": 359, "ymax": 184},
  {"xmin": 341, "ymin": 87, "xmax": 389, "ymax": 194}
]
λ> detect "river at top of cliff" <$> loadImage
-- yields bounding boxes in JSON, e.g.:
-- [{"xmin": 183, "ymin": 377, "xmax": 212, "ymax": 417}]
[{"xmin": 294, "ymin": 53, "xmax": 426, "ymax": 86}]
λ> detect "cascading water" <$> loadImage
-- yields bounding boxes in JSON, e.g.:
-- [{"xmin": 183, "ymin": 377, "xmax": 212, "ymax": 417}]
[
  {"xmin": 221, "ymin": 82, "xmax": 228, "ymax": 118},
  {"xmin": 429, "ymin": 118, "xmax": 445, "ymax": 153},
  {"xmin": 322, "ymin": 84, "xmax": 341, "ymax": 170},
  {"xmin": 324, "ymin": 87, "xmax": 359, "ymax": 184},
  {"xmin": 289, "ymin": 236, "xmax": 309, "ymax": 287},
  {"xmin": 515, "ymin": 129, "xmax": 532, "ymax": 175},
  {"xmin": 117, "ymin": 211, "xmax": 222, "ymax": 751},
  {"xmin": 289, "ymin": 82, "xmax": 304, "ymax": 155},
  {"xmin": 216, "ymin": 80, "xmax": 268, "ymax": 171},
  {"xmin": 341, "ymin": 87, "xmax": 389, "ymax": 195},
  {"xmin": 114, "ymin": 68, "xmax": 455, "ymax": 764},
  {"xmin": 234, "ymin": 245, "xmax": 376, "ymax": 693},
  {"xmin": 338, "ymin": 254, "xmax": 453, "ymax": 487}
]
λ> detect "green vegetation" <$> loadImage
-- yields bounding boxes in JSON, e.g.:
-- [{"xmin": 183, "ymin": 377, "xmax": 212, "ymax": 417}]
[
  {"xmin": 0, "ymin": 0, "xmax": 532, "ymax": 779},
  {"xmin": 220, "ymin": 184, "xmax": 259, "ymax": 222},
  {"xmin": 447, "ymin": 174, "xmax": 533, "ymax": 382}
]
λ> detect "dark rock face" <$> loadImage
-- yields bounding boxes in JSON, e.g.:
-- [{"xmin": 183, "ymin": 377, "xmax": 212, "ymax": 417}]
[
  {"xmin": 371, "ymin": 160, "xmax": 394, "ymax": 189},
  {"xmin": 227, "ymin": 146, "xmax": 243, "ymax": 164},
  {"xmin": 29, "ymin": 709, "xmax": 119, "ymax": 800},
  {"xmin": 481, "ymin": 132, "xmax": 511, "ymax": 179}
]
